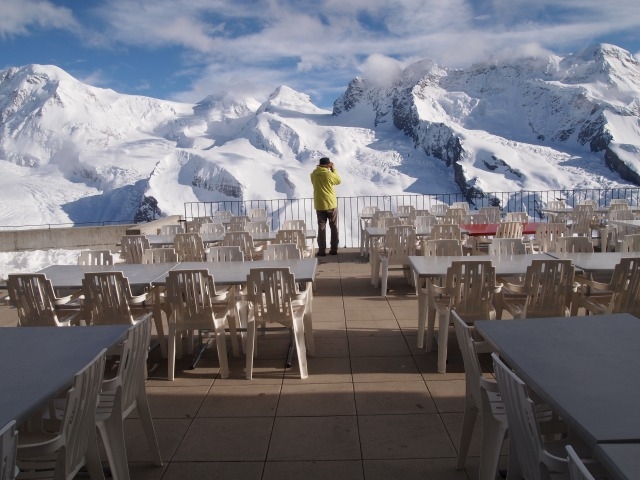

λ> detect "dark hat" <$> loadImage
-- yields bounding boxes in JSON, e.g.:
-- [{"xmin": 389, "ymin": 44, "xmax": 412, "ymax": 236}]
[{"xmin": 318, "ymin": 157, "xmax": 331, "ymax": 165}]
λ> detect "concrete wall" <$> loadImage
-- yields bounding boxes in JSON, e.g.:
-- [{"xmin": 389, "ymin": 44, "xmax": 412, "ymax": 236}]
[{"xmin": 0, "ymin": 215, "xmax": 183, "ymax": 252}]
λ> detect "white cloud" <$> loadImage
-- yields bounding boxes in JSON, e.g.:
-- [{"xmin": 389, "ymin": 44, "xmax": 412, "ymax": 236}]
[
  {"xmin": 0, "ymin": 0, "xmax": 78, "ymax": 37},
  {"xmin": 360, "ymin": 54, "xmax": 404, "ymax": 87}
]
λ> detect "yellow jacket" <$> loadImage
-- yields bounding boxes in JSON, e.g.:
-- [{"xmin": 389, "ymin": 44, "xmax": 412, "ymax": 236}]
[{"xmin": 310, "ymin": 166, "xmax": 341, "ymax": 210}]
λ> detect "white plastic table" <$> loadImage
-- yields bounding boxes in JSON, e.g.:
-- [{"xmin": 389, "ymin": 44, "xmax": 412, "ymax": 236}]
[
  {"xmin": 0, "ymin": 325, "xmax": 130, "ymax": 427},
  {"xmin": 594, "ymin": 443, "xmax": 640, "ymax": 480}
]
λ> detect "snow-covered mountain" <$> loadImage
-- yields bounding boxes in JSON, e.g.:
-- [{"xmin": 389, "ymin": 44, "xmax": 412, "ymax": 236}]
[{"xmin": 1, "ymin": 43, "xmax": 639, "ymax": 227}]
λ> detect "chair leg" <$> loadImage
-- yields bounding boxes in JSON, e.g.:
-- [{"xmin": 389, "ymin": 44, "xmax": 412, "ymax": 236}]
[
  {"xmin": 425, "ymin": 306, "xmax": 436, "ymax": 352},
  {"xmin": 437, "ymin": 312, "xmax": 449, "ymax": 373},
  {"xmin": 380, "ymin": 259, "xmax": 389, "ymax": 296},
  {"xmin": 245, "ymin": 317, "xmax": 256, "ymax": 380},
  {"xmin": 97, "ymin": 412, "xmax": 130, "ymax": 480},
  {"xmin": 456, "ymin": 399, "xmax": 478, "ymax": 470},
  {"xmin": 135, "ymin": 389, "xmax": 163, "ymax": 466},
  {"xmin": 167, "ymin": 323, "xmax": 176, "ymax": 381},
  {"xmin": 292, "ymin": 316, "xmax": 308, "ymax": 379},
  {"xmin": 85, "ymin": 433, "xmax": 107, "ymax": 480},
  {"xmin": 417, "ymin": 288, "xmax": 428, "ymax": 349},
  {"xmin": 213, "ymin": 317, "xmax": 230, "ymax": 379},
  {"xmin": 479, "ymin": 408, "xmax": 507, "ymax": 480}
]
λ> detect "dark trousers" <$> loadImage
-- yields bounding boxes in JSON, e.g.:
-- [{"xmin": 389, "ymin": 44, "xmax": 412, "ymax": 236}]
[{"xmin": 316, "ymin": 209, "xmax": 339, "ymax": 251}]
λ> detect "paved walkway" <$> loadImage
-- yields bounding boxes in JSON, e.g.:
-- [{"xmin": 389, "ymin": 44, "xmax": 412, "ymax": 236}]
[{"xmin": 0, "ymin": 249, "xmax": 500, "ymax": 480}]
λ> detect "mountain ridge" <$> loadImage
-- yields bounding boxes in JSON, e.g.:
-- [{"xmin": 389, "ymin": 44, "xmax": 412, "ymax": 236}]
[{"xmin": 0, "ymin": 43, "xmax": 639, "ymax": 226}]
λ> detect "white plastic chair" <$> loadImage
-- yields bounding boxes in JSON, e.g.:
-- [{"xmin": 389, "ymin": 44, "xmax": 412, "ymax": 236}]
[
  {"xmin": 571, "ymin": 256, "xmax": 640, "ymax": 317},
  {"xmin": 489, "ymin": 238, "xmax": 527, "ymax": 255},
  {"xmin": 274, "ymin": 229, "xmax": 312, "ymax": 258},
  {"xmin": 248, "ymin": 208, "xmax": 267, "ymax": 219},
  {"xmin": 429, "ymin": 223, "xmax": 462, "ymax": 241},
  {"xmin": 165, "ymin": 269, "xmax": 234, "ymax": 380},
  {"xmin": 142, "ymin": 247, "xmax": 178, "ymax": 264},
  {"xmin": 206, "ymin": 245, "xmax": 244, "ymax": 262},
  {"xmin": 444, "ymin": 207, "xmax": 466, "ymax": 224},
  {"xmin": 282, "ymin": 219, "xmax": 306, "ymax": 231},
  {"xmin": 492, "ymin": 353, "xmax": 587, "ymax": 480},
  {"xmin": 452, "ymin": 312, "xmax": 507, "ymax": 480},
  {"xmin": 430, "ymin": 204, "xmax": 449, "ymax": 217},
  {"xmin": 173, "ymin": 233, "xmax": 206, "ymax": 262},
  {"xmin": 95, "ymin": 317, "xmax": 162, "ymax": 480},
  {"xmin": 7, "ymin": 273, "xmax": 82, "ymax": 327},
  {"xmin": 213, "ymin": 210, "xmax": 233, "ymax": 219},
  {"xmin": 371, "ymin": 225, "xmax": 417, "ymax": 296},
  {"xmin": 82, "ymin": 271, "xmax": 149, "ymax": 325},
  {"xmin": 120, "ymin": 235, "xmax": 149, "ymax": 264},
  {"xmin": 505, "ymin": 211, "xmax": 528, "ymax": 222},
  {"xmin": 424, "ymin": 260, "xmax": 501, "ymax": 373},
  {"xmin": 228, "ymin": 215, "xmax": 251, "ymax": 232},
  {"xmin": 77, "ymin": 250, "xmax": 113, "ymax": 266},
  {"xmin": 495, "ymin": 259, "xmax": 575, "ymax": 319},
  {"xmin": 160, "ymin": 224, "xmax": 184, "ymax": 235},
  {"xmin": 600, "ymin": 209, "xmax": 635, "ymax": 251},
  {"xmin": 245, "ymin": 220, "xmax": 270, "ymax": 235},
  {"xmin": 0, "ymin": 420, "xmax": 17, "ymax": 480},
  {"xmin": 422, "ymin": 239, "xmax": 463, "ymax": 257},
  {"xmin": 480, "ymin": 206, "xmax": 501, "ymax": 223},
  {"xmin": 526, "ymin": 223, "xmax": 567, "ymax": 253},
  {"xmin": 359, "ymin": 206, "xmax": 380, "ymax": 256},
  {"xmin": 263, "ymin": 243, "xmax": 302, "ymax": 261},
  {"xmin": 554, "ymin": 236, "xmax": 594, "ymax": 253},
  {"xmin": 495, "ymin": 221, "xmax": 523, "ymax": 239},
  {"xmin": 451, "ymin": 201, "xmax": 470, "ymax": 212},
  {"xmin": 221, "ymin": 231, "xmax": 263, "ymax": 260},
  {"xmin": 243, "ymin": 267, "xmax": 312, "ymax": 379},
  {"xmin": 200, "ymin": 222, "xmax": 226, "ymax": 235},
  {"xmin": 17, "ymin": 350, "xmax": 107, "ymax": 480},
  {"xmin": 567, "ymin": 204, "xmax": 595, "ymax": 238},
  {"xmin": 566, "ymin": 446, "xmax": 596, "ymax": 480},
  {"xmin": 413, "ymin": 215, "xmax": 438, "ymax": 230},
  {"xmin": 620, "ymin": 234, "xmax": 640, "ymax": 252}
]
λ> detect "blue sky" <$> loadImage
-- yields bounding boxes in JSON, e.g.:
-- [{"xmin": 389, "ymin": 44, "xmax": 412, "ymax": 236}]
[{"xmin": 1, "ymin": 0, "xmax": 639, "ymax": 109}]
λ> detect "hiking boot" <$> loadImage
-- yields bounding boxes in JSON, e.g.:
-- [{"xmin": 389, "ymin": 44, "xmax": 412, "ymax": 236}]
[
  {"xmin": 329, "ymin": 249, "xmax": 338, "ymax": 255},
  {"xmin": 316, "ymin": 249, "xmax": 326, "ymax": 257}
]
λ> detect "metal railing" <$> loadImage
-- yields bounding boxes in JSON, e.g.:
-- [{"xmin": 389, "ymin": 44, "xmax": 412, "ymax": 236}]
[{"xmin": 184, "ymin": 187, "xmax": 640, "ymax": 248}]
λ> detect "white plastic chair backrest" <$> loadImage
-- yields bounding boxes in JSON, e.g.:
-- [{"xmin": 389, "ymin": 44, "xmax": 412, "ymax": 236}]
[
  {"xmin": 383, "ymin": 225, "xmax": 416, "ymax": 262},
  {"xmin": 462, "ymin": 213, "xmax": 488, "ymax": 225},
  {"xmin": 361, "ymin": 206, "xmax": 379, "ymax": 216},
  {"xmin": 376, "ymin": 216, "xmax": 402, "ymax": 228},
  {"xmin": 451, "ymin": 201, "xmax": 470, "ymax": 212},
  {"xmin": 495, "ymin": 221, "xmax": 523, "ymax": 239},
  {"xmin": 445, "ymin": 260, "xmax": 497, "ymax": 319},
  {"xmin": 547, "ymin": 200, "xmax": 567, "ymax": 210},
  {"xmin": 397, "ymin": 205, "xmax": 415, "ymax": 216},
  {"xmin": 160, "ymin": 224, "xmax": 184, "ymax": 235},
  {"xmin": 532, "ymin": 223, "xmax": 567, "ymax": 253},
  {"xmin": 609, "ymin": 199, "xmax": 629, "ymax": 209},
  {"xmin": 263, "ymin": 243, "xmax": 302, "ymax": 261},
  {"xmin": 274, "ymin": 229, "xmax": 306, "ymax": 252},
  {"xmin": 430, "ymin": 223, "xmax": 462, "ymax": 241},
  {"xmin": 173, "ymin": 233, "xmax": 206, "ymax": 262},
  {"xmin": 0, "ymin": 420, "xmax": 17, "ymax": 480},
  {"xmin": 200, "ymin": 222, "xmax": 226, "ymax": 235},
  {"xmin": 413, "ymin": 209, "xmax": 430, "ymax": 218},
  {"xmin": 480, "ymin": 207, "xmax": 501, "ymax": 223},
  {"xmin": 282, "ymin": 219, "xmax": 306, "ymax": 231},
  {"xmin": 414, "ymin": 215, "xmax": 438, "ymax": 229},
  {"xmin": 77, "ymin": 250, "xmax": 113, "ymax": 266},
  {"xmin": 452, "ymin": 311, "xmax": 484, "ymax": 409},
  {"xmin": 246, "ymin": 267, "xmax": 301, "ymax": 326},
  {"xmin": 609, "ymin": 257, "xmax": 640, "ymax": 316},
  {"xmin": 82, "ymin": 271, "xmax": 136, "ymax": 325},
  {"xmin": 608, "ymin": 209, "xmax": 635, "ymax": 221},
  {"xmin": 444, "ymin": 208, "xmax": 466, "ymax": 224},
  {"xmin": 114, "ymin": 317, "xmax": 152, "ymax": 416},
  {"xmin": 165, "ymin": 270, "xmax": 226, "ymax": 329},
  {"xmin": 489, "ymin": 238, "xmax": 526, "ymax": 255},
  {"xmin": 142, "ymin": 247, "xmax": 178, "ymax": 263},
  {"xmin": 504, "ymin": 212, "xmax": 528, "ymax": 222},
  {"xmin": 423, "ymin": 239, "xmax": 462, "ymax": 257},
  {"xmin": 570, "ymin": 205, "xmax": 594, "ymax": 231},
  {"xmin": 7, "ymin": 274, "xmax": 68, "ymax": 327},
  {"xmin": 229, "ymin": 216, "xmax": 250, "ymax": 231},
  {"xmin": 222, "ymin": 231, "xmax": 255, "ymax": 260},
  {"xmin": 430, "ymin": 204, "xmax": 449, "ymax": 216},
  {"xmin": 120, "ymin": 235, "xmax": 149, "ymax": 264},
  {"xmin": 493, "ymin": 353, "xmax": 550, "ymax": 480},
  {"xmin": 214, "ymin": 210, "xmax": 233, "ymax": 219},
  {"xmin": 245, "ymin": 221, "xmax": 270, "ymax": 234},
  {"xmin": 621, "ymin": 234, "xmax": 640, "ymax": 252},
  {"xmin": 206, "ymin": 246, "xmax": 244, "ymax": 262},
  {"xmin": 554, "ymin": 236, "xmax": 594, "ymax": 253},
  {"xmin": 372, "ymin": 210, "xmax": 394, "ymax": 226},
  {"xmin": 566, "ymin": 446, "xmax": 595, "ymax": 480},
  {"xmin": 521, "ymin": 259, "xmax": 575, "ymax": 318},
  {"xmin": 248, "ymin": 208, "xmax": 267, "ymax": 218}
]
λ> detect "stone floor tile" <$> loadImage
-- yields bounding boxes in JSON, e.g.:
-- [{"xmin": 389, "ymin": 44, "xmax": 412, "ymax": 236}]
[
  {"xmin": 277, "ymin": 382, "xmax": 356, "ymax": 416},
  {"xmin": 198, "ymin": 384, "xmax": 281, "ymax": 417},
  {"xmin": 143, "ymin": 385, "xmax": 210, "ymax": 419},
  {"xmin": 351, "ymin": 356, "xmax": 422, "ymax": 383},
  {"xmin": 284, "ymin": 356, "xmax": 353, "ymax": 384},
  {"xmin": 348, "ymin": 335, "xmax": 412, "ymax": 357},
  {"xmin": 362, "ymin": 458, "xmax": 468, "ymax": 480},
  {"xmin": 161, "ymin": 462, "xmax": 263, "ymax": 480},
  {"xmin": 262, "ymin": 460, "xmax": 364, "ymax": 480},
  {"xmin": 426, "ymin": 379, "xmax": 466, "ymax": 413},
  {"xmin": 123, "ymin": 418, "xmax": 191, "ymax": 463},
  {"xmin": 354, "ymin": 381, "xmax": 436, "ymax": 415}
]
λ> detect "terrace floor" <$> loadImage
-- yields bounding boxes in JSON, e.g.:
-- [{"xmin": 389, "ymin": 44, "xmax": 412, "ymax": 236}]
[{"xmin": 0, "ymin": 249, "xmax": 505, "ymax": 480}]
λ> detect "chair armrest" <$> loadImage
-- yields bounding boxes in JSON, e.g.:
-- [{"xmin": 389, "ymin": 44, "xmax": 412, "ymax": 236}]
[
  {"xmin": 500, "ymin": 281, "xmax": 526, "ymax": 294},
  {"xmin": 128, "ymin": 292, "xmax": 149, "ymax": 305},
  {"xmin": 574, "ymin": 275, "xmax": 612, "ymax": 292}
]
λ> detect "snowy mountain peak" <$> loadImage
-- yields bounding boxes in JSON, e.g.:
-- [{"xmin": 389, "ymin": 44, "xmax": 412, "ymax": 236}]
[{"xmin": 0, "ymin": 44, "xmax": 639, "ymax": 228}]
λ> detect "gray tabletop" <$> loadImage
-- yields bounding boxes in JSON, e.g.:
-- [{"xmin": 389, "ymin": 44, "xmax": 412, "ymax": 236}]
[
  {"xmin": 476, "ymin": 313, "xmax": 640, "ymax": 446},
  {"xmin": 0, "ymin": 325, "xmax": 130, "ymax": 427},
  {"xmin": 547, "ymin": 251, "xmax": 640, "ymax": 273},
  {"xmin": 39, "ymin": 263, "xmax": 178, "ymax": 289},
  {"xmin": 155, "ymin": 258, "xmax": 318, "ymax": 286},
  {"xmin": 594, "ymin": 443, "xmax": 640, "ymax": 480},
  {"xmin": 146, "ymin": 232, "xmax": 224, "ymax": 246},
  {"xmin": 408, "ymin": 253, "xmax": 555, "ymax": 278}
]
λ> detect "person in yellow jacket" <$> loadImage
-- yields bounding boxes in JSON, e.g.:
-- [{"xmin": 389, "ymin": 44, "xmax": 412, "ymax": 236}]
[{"xmin": 310, "ymin": 157, "xmax": 342, "ymax": 256}]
